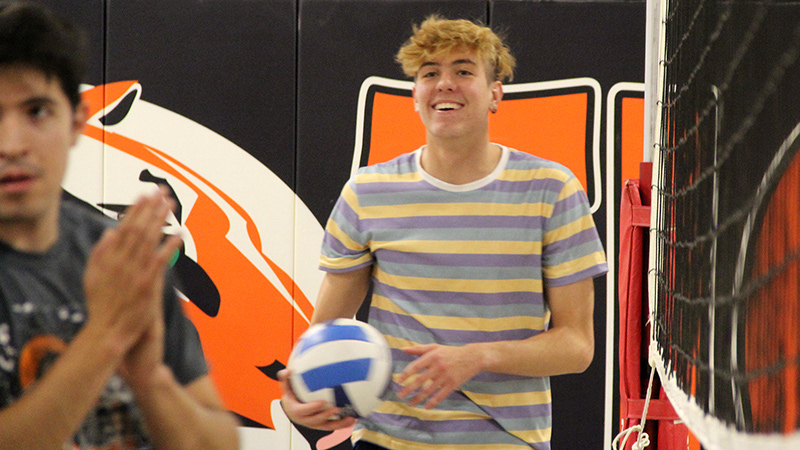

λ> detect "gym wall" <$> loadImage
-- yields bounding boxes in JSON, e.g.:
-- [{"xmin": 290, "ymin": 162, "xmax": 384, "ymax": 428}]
[{"xmin": 30, "ymin": 1, "xmax": 645, "ymax": 449}]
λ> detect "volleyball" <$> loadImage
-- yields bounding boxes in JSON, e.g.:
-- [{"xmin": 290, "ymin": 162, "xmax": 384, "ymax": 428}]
[{"xmin": 288, "ymin": 318, "xmax": 393, "ymax": 418}]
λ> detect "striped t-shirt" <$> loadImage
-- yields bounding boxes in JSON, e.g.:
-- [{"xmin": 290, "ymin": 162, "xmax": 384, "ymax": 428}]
[{"xmin": 320, "ymin": 145, "xmax": 608, "ymax": 450}]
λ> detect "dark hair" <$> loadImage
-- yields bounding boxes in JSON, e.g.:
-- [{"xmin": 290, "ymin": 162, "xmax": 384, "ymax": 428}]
[{"xmin": 0, "ymin": 2, "xmax": 87, "ymax": 108}]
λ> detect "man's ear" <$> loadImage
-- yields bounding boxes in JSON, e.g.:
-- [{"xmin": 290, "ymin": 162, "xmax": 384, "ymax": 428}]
[
  {"xmin": 412, "ymin": 85, "xmax": 420, "ymax": 112},
  {"xmin": 70, "ymin": 102, "xmax": 89, "ymax": 147},
  {"xmin": 492, "ymin": 81, "xmax": 504, "ymax": 104},
  {"xmin": 489, "ymin": 81, "xmax": 503, "ymax": 113}
]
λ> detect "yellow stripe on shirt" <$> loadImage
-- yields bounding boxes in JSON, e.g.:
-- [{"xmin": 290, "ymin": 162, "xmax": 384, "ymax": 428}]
[{"xmin": 357, "ymin": 201, "xmax": 554, "ymax": 219}]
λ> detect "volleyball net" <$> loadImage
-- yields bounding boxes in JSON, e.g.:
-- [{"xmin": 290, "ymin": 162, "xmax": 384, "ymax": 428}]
[{"xmin": 647, "ymin": 0, "xmax": 800, "ymax": 448}]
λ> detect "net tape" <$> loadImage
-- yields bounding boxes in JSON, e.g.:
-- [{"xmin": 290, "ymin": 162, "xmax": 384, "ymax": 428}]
[{"xmin": 650, "ymin": 0, "xmax": 800, "ymax": 447}]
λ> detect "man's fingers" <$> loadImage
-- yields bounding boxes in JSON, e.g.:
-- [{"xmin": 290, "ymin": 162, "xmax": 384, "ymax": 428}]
[
  {"xmin": 423, "ymin": 386, "xmax": 452, "ymax": 410},
  {"xmin": 398, "ymin": 370, "xmax": 434, "ymax": 400},
  {"xmin": 110, "ymin": 192, "xmax": 175, "ymax": 275}
]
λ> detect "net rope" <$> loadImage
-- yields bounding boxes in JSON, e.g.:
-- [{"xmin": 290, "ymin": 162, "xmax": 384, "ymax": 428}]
[{"xmin": 648, "ymin": 0, "xmax": 800, "ymax": 447}]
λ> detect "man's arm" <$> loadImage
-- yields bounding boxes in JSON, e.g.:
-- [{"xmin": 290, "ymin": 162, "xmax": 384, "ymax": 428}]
[
  {"xmin": 0, "ymin": 192, "xmax": 184, "ymax": 448},
  {"xmin": 125, "ymin": 363, "xmax": 240, "ymax": 450},
  {"xmin": 474, "ymin": 276, "xmax": 596, "ymax": 375},
  {"xmin": 0, "ymin": 321, "xmax": 131, "ymax": 448},
  {"xmin": 397, "ymin": 277, "xmax": 596, "ymax": 408},
  {"xmin": 308, "ymin": 267, "xmax": 372, "ymax": 325},
  {"xmin": 115, "ymin": 192, "xmax": 239, "ymax": 450},
  {"xmin": 278, "ymin": 267, "xmax": 372, "ymax": 430}
]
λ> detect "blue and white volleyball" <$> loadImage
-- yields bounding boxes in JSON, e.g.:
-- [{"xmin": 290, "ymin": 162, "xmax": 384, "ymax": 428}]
[{"xmin": 288, "ymin": 318, "xmax": 392, "ymax": 418}]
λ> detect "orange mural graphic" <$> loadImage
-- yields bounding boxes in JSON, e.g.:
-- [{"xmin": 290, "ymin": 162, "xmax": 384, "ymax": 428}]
[
  {"xmin": 619, "ymin": 97, "xmax": 645, "ymax": 185},
  {"xmin": 78, "ymin": 82, "xmax": 315, "ymax": 430},
  {"xmin": 354, "ymin": 77, "xmax": 602, "ymax": 211},
  {"xmin": 66, "ymin": 78, "xmax": 647, "ymax": 450}
]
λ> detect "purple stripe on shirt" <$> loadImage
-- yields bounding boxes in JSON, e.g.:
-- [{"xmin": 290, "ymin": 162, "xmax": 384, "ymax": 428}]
[
  {"xmin": 546, "ymin": 264, "xmax": 608, "ymax": 287},
  {"xmin": 331, "ymin": 195, "xmax": 361, "ymax": 226},
  {"xmin": 478, "ymin": 179, "xmax": 564, "ymax": 195},
  {"xmin": 357, "ymin": 177, "xmax": 563, "ymax": 196},
  {"xmin": 321, "ymin": 233, "xmax": 363, "ymax": 257},
  {"xmin": 480, "ymin": 403, "xmax": 552, "ymax": 420},
  {"xmin": 469, "ymin": 370, "xmax": 534, "ymax": 384},
  {"xmin": 369, "ymin": 412, "xmax": 510, "ymax": 433},
  {"xmin": 372, "ymin": 280, "xmax": 544, "ymax": 307},
  {"xmin": 320, "ymin": 261, "xmax": 373, "ymax": 274},
  {"xmin": 549, "ymin": 188, "xmax": 588, "ymax": 217},
  {"xmin": 357, "ymin": 179, "xmax": 434, "ymax": 194},
  {"xmin": 543, "ymin": 227, "xmax": 601, "ymax": 256},
  {"xmin": 375, "ymin": 250, "xmax": 540, "ymax": 268}
]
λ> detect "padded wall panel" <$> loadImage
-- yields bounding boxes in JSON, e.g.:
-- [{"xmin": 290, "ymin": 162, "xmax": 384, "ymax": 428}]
[
  {"xmin": 105, "ymin": 0, "xmax": 297, "ymax": 186},
  {"xmin": 296, "ymin": 0, "xmax": 487, "ymax": 225},
  {"xmin": 21, "ymin": 1, "xmax": 646, "ymax": 449},
  {"xmin": 295, "ymin": 4, "xmax": 486, "ymax": 448},
  {"xmin": 491, "ymin": 2, "xmax": 646, "ymax": 449},
  {"xmin": 27, "ymin": 0, "xmax": 105, "ymax": 87},
  {"xmin": 64, "ymin": 3, "xmax": 306, "ymax": 449}
]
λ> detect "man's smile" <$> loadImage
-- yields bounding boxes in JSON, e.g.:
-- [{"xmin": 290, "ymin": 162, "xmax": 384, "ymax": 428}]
[{"xmin": 434, "ymin": 102, "xmax": 463, "ymax": 111}]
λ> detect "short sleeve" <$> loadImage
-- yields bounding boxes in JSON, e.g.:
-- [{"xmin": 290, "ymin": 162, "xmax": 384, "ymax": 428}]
[
  {"xmin": 319, "ymin": 179, "xmax": 374, "ymax": 273},
  {"xmin": 541, "ymin": 176, "xmax": 608, "ymax": 286},
  {"xmin": 0, "ymin": 294, "xmax": 19, "ymax": 408},
  {"xmin": 162, "ymin": 272, "xmax": 208, "ymax": 385}
]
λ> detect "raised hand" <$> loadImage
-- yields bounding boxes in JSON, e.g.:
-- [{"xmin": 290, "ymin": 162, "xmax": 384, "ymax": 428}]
[{"xmin": 82, "ymin": 190, "xmax": 182, "ymax": 360}]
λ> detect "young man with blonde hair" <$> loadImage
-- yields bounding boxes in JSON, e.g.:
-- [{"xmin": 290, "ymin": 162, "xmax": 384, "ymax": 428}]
[{"xmin": 281, "ymin": 15, "xmax": 607, "ymax": 450}]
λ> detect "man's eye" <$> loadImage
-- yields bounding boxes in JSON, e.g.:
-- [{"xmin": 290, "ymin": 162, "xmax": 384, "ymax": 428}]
[{"xmin": 29, "ymin": 106, "xmax": 49, "ymax": 119}]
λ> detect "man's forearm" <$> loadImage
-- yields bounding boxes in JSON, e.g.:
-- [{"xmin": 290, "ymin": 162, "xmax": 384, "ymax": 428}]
[
  {"xmin": 0, "ymin": 324, "xmax": 126, "ymax": 449},
  {"xmin": 471, "ymin": 325, "xmax": 594, "ymax": 378},
  {"xmin": 310, "ymin": 267, "xmax": 372, "ymax": 325},
  {"xmin": 129, "ymin": 367, "xmax": 239, "ymax": 450}
]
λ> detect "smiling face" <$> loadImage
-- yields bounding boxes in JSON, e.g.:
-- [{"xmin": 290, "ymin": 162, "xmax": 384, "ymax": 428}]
[
  {"xmin": 412, "ymin": 48, "xmax": 503, "ymax": 145},
  {"xmin": 0, "ymin": 64, "xmax": 85, "ymax": 244}
]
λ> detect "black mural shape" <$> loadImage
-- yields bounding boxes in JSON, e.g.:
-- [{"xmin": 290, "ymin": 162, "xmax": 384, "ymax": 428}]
[
  {"xmin": 257, "ymin": 360, "xmax": 286, "ymax": 381},
  {"xmin": 137, "ymin": 170, "xmax": 221, "ymax": 317},
  {"xmin": 88, "ymin": 170, "xmax": 222, "ymax": 317},
  {"xmin": 99, "ymin": 90, "xmax": 137, "ymax": 126}
]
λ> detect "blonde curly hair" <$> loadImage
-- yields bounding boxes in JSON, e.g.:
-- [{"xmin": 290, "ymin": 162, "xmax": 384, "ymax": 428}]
[{"xmin": 395, "ymin": 15, "xmax": 516, "ymax": 83}]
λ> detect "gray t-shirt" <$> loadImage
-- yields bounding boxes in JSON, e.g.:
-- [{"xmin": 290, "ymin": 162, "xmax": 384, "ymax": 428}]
[{"xmin": 0, "ymin": 201, "xmax": 208, "ymax": 449}]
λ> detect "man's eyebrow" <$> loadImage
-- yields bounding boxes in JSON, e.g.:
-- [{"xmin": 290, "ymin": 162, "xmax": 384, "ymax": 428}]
[
  {"xmin": 420, "ymin": 59, "xmax": 476, "ymax": 69},
  {"xmin": 451, "ymin": 59, "xmax": 476, "ymax": 66},
  {"xmin": 22, "ymin": 96, "xmax": 56, "ymax": 107}
]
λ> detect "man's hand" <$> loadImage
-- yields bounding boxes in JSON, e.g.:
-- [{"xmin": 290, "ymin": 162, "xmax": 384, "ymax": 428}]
[
  {"xmin": 277, "ymin": 369, "xmax": 357, "ymax": 431},
  {"xmin": 82, "ymin": 190, "xmax": 182, "ymax": 358},
  {"xmin": 396, "ymin": 343, "xmax": 482, "ymax": 409},
  {"xmin": 120, "ymin": 316, "xmax": 166, "ymax": 387}
]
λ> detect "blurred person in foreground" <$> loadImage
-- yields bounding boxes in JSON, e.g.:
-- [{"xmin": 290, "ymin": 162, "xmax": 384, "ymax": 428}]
[{"xmin": 0, "ymin": 2, "xmax": 240, "ymax": 448}]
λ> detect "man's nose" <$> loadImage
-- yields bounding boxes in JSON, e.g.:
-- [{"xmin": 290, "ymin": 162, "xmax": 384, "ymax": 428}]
[
  {"xmin": 437, "ymin": 72, "xmax": 457, "ymax": 91},
  {"xmin": 0, "ymin": 115, "xmax": 29, "ymax": 159}
]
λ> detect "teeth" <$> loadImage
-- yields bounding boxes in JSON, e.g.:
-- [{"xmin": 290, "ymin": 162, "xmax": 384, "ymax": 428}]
[{"xmin": 435, "ymin": 102, "xmax": 461, "ymax": 111}]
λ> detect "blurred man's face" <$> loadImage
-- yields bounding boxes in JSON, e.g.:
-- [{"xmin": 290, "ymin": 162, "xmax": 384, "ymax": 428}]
[{"xmin": 0, "ymin": 64, "xmax": 85, "ymax": 228}]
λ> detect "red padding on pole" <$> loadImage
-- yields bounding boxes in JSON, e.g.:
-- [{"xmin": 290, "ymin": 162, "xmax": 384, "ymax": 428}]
[{"xmin": 618, "ymin": 163, "xmax": 689, "ymax": 449}]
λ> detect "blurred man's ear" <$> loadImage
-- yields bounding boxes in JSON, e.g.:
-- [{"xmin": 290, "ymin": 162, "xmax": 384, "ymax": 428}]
[{"xmin": 70, "ymin": 102, "xmax": 88, "ymax": 147}]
